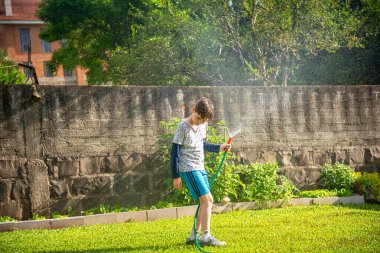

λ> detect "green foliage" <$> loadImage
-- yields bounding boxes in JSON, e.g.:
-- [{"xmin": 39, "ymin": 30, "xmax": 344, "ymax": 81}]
[
  {"xmin": 238, "ymin": 162, "xmax": 296, "ymax": 203},
  {"xmin": 67, "ymin": 206, "xmax": 76, "ymax": 217},
  {"xmin": 80, "ymin": 204, "xmax": 135, "ymax": 216},
  {"xmin": 354, "ymin": 172, "xmax": 380, "ymax": 202},
  {"xmin": 38, "ymin": 0, "xmax": 146, "ymax": 84},
  {"xmin": 292, "ymin": 0, "xmax": 380, "ymax": 85},
  {"xmin": 0, "ymin": 216, "xmax": 17, "ymax": 222},
  {"xmin": 30, "ymin": 213, "xmax": 46, "ymax": 221},
  {"xmin": 321, "ymin": 163, "xmax": 356, "ymax": 191},
  {"xmin": 1, "ymin": 205, "xmax": 379, "ymax": 253},
  {"xmin": 295, "ymin": 189, "xmax": 352, "ymax": 198},
  {"xmin": 38, "ymin": 0, "xmax": 368, "ymax": 86},
  {"xmin": 0, "ymin": 50, "xmax": 25, "ymax": 84},
  {"xmin": 51, "ymin": 211, "xmax": 68, "ymax": 219}
]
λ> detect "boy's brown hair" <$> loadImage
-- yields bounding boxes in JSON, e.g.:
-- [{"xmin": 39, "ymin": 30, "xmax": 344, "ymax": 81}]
[{"xmin": 194, "ymin": 97, "xmax": 214, "ymax": 121}]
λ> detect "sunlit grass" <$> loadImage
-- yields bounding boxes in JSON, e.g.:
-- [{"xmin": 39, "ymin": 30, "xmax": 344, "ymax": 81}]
[{"xmin": 0, "ymin": 204, "xmax": 379, "ymax": 253}]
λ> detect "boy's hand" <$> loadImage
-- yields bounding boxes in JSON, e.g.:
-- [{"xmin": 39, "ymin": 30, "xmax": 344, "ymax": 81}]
[
  {"xmin": 220, "ymin": 143, "xmax": 232, "ymax": 152},
  {"xmin": 173, "ymin": 177, "xmax": 182, "ymax": 190}
]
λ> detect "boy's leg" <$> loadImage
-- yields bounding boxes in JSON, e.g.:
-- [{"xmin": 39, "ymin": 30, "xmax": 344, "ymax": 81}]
[
  {"xmin": 180, "ymin": 170, "xmax": 209, "ymax": 244},
  {"xmin": 198, "ymin": 192, "xmax": 213, "ymax": 234}
]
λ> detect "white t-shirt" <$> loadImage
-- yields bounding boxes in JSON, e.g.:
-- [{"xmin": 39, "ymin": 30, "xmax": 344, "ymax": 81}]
[{"xmin": 172, "ymin": 120, "xmax": 207, "ymax": 172}]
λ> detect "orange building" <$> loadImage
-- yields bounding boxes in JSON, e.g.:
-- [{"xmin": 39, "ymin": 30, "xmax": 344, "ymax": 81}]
[{"xmin": 0, "ymin": 0, "xmax": 87, "ymax": 85}]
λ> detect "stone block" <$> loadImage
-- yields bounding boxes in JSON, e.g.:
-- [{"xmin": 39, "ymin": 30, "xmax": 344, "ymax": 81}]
[
  {"xmin": 292, "ymin": 150, "xmax": 310, "ymax": 166},
  {"xmin": 0, "ymin": 160, "xmax": 18, "ymax": 178},
  {"xmin": 116, "ymin": 210, "xmax": 147, "ymax": 223},
  {"xmin": 80, "ymin": 157, "xmax": 100, "ymax": 175},
  {"xmin": 304, "ymin": 167, "xmax": 322, "ymax": 188},
  {"xmin": 313, "ymin": 150, "xmax": 330, "ymax": 165},
  {"xmin": 50, "ymin": 180, "xmax": 68, "ymax": 199},
  {"xmin": 262, "ymin": 151, "xmax": 277, "ymax": 163},
  {"xmin": 212, "ymin": 203, "xmax": 233, "ymax": 214},
  {"xmin": 290, "ymin": 198, "xmax": 313, "ymax": 206},
  {"xmin": 71, "ymin": 176, "xmax": 111, "ymax": 196},
  {"xmin": 312, "ymin": 197, "xmax": 341, "ymax": 205},
  {"xmin": 279, "ymin": 151, "xmax": 292, "ymax": 166},
  {"xmin": 333, "ymin": 149, "xmax": 347, "ymax": 164},
  {"xmin": 241, "ymin": 150, "xmax": 260, "ymax": 163},
  {"xmin": 12, "ymin": 219, "xmax": 51, "ymax": 231},
  {"xmin": 340, "ymin": 195, "xmax": 365, "ymax": 205},
  {"xmin": 368, "ymin": 146, "xmax": 380, "ymax": 165},
  {"xmin": 0, "ymin": 180, "xmax": 11, "ymax": 202},
  {"xmin": 348, "ymin": 147, "xmax": 364, "ymax": 166},
  {"xmin": 118, "ymin": 154, "xmax": 143, "ymax": 172},
  {"xmin": 11, "ymin": 180, "xmax": 29, "ymax": 201},
  {"xmin": 99, "ymin": 156, "xmax": 119, "ymax": 173},
  {"xmin": 0, "ymin": 202, "xmax": 23, "ymax": 220},
  {"xmin": 58, "ymin": 159, "xmax": 79, "ymax": 177},
  {"xmin": 83, "ymin": 213, "xmax": 117, "ymax": 226},
  {"xmin": 232, "ymin": 202, "xmax": 257, "ymax": 211},
  {"xmin": 146, "ymin": 207, "xmax": 177, "ymax": 221},
  {"xmin": 176, "ymin": 205, "xmax": 198, "ymax": 218},
  {"xmin": 284, "ymin": 168, "xmax": 306, "ymax": 188},
  {"xmin": 50, "ymin": 216, "xmax": 84, "ymax": 229},
  {"xmin": 0, "ymin": 221, "xmax": 19, "ymax": 232},
  {"xmin": 27, "ymin": 160, "xmax": 50, "ymax": 216}
]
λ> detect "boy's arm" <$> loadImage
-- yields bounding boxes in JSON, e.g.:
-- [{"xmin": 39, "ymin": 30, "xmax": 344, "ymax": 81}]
[
  {"xmin": 203, "ymin": 140, "xmax": 220, "ymax": 153},
  {"xmin": 170, "ymin": 143, "xmax": 181, "ymax": 178}
]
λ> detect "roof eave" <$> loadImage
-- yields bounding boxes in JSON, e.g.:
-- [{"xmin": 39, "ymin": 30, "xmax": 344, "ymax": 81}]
[{"xmin": 0, "ymin": 20, "xmax": 45, "ymax": 24}]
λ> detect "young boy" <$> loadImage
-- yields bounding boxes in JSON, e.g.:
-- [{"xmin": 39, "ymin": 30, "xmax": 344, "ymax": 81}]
[{"xmin": 171, "ymin": 97, "xmax": 231, "ymax": 246}]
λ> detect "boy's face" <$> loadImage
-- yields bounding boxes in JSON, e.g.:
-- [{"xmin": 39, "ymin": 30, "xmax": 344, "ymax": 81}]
[{"xmin": 192, "ymin": 111, "xmax": 207, "ymax": 125}]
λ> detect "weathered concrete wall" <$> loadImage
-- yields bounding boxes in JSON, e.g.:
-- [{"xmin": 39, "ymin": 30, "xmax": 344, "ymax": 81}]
[{"xmin": 0, "ymin": 85, "xmax": 379, "ymax": 219}]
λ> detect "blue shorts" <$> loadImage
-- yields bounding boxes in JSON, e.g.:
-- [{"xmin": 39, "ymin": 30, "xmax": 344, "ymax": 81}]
[{"xmin": 180, "ymin": 170, "xmax": 210, "ymax": 199}]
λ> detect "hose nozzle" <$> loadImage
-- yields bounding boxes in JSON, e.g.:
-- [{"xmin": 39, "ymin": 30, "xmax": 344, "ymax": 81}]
[{"xmin": 224, "ymin": 137, "xmax": 232, "ymax": 152}]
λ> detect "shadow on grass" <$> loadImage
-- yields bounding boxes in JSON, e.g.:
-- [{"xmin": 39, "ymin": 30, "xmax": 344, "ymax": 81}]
[
  {"xmin": 40, "ymin": 243, "xmax": 186, "ymax": 253},
  {"xmin": 328, "ymin": 203, "xmax": 380, "ymax": 211}
]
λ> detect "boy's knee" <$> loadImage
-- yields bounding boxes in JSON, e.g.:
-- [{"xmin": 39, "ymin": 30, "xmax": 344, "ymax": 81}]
[{"xmin": 200, "ymin": 193, "xmax": 213, "ymax": 205}]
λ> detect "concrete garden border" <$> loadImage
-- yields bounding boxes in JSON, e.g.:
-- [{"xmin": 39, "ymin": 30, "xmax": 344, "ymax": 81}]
[{"xmin": 0, "ymin": 195, "xmax": 364, "ymax": 232}]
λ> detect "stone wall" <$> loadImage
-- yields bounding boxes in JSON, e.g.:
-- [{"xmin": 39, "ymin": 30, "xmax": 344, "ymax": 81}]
[{"xmin": 0, "ymin": 85, "xmax": 379, "ymax": 219}]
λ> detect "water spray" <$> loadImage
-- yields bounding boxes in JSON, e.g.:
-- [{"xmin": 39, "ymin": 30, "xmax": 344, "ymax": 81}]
[{"xmin": 193, "ymin": 136, "xmax": 233, "ymax": 253}]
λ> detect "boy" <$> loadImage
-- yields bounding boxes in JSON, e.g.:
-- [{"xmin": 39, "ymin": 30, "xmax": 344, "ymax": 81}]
[{"xmin": 171, "ymin": 97, "xmax": 231, "ymax": 246}]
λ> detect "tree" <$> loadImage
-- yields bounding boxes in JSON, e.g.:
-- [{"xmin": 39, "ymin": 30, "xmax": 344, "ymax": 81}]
[
  {"xmin": 110, "ymin": 0, "xmax": 365, "ymax": 86},
  {"xmin": 0, "ymin": 50, "xmax": 25, "ymax": 84},
  {"xmin": 292, "ymin": 0, "xmax": 380, "ymax": 85},
  {"xmin": 39, "ymin": 0, "xmax": 366, "ymax": 86},
  {"xmin": 38, "ymin": 0, "xmax": 146, "ymax": 84},
  {"xmin": 204, "ymin": 0, "xmax": 364, "ymax": 86}
]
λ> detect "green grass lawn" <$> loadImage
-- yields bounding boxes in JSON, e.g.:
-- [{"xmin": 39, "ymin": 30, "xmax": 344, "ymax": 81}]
[{"xmin": 0, "ymin": 204, "xmax": 379, "ymax": 253}]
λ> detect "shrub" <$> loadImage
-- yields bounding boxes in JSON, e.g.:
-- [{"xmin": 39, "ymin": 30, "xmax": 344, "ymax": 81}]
[
  {"xmin": 30, "ymin": 213, "xmax": 46, "ymax": 220},
  {"xmin": 239, "ymin": 162, "xmax": 297, "ymax": 203},
  {"xmin": 354, "ymin": 172, "xmax": 380, "ymax": 202},
  {"xmin": 0, "ymin": 50, "xmax": 25, "ymax": 84},
  {"xmin": 295, "ymin": 189, "xmax": 352, "ymax": 198},
  {"xmin": 321, "ymin": 163, "xmax": 356, "ymax": 191},
  {"xmin": 0, "ymin": 216, "xmax": 17, "ymax": 222}
]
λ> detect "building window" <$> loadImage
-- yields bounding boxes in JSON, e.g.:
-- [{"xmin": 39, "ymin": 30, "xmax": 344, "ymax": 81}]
[
  {"xmin": 20, "ymin": 28, "xmax": 30, "ymax": 53},
  {"xmin": 43, "ymin": 61, "xmax": 53, "ymax": 77},
  {"xmin": 40, "ymin": 28, "xmax": 51, "ymax": 53},
  {"xmin": 64, "ymin": 68, "xmax": 73, "ymax": 77},
  {"xmin": 41, "ymin": 39, "xmax": 51, "ymax": 53}
]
